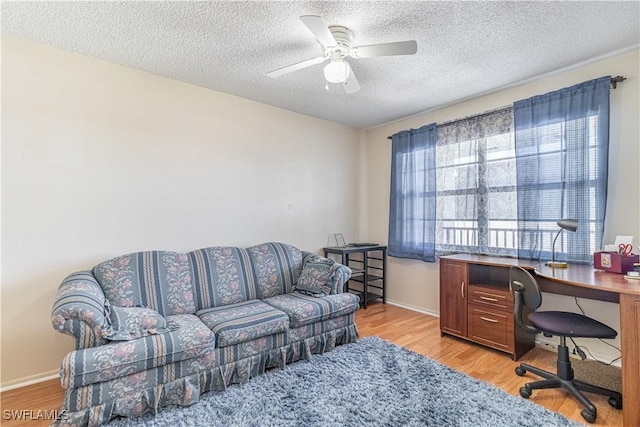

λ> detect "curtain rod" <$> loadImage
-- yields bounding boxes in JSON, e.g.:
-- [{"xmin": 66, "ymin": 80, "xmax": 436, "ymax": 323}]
[
  {"xmin": 610, "ymin": 75, "xmax": 626, "ymax": 89},
  {"xmin": 386, "ymin": 75, "xmax": 626, "ymax": 140}
]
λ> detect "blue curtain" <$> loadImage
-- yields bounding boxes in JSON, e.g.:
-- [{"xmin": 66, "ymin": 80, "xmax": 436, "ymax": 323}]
[
  {"xmin": 514, "ymin": 76, "xmax": 610, "ymax": 263},
  {"xmin": 388, "ymin": 124, "xmax": 437, "ymax": 262}
]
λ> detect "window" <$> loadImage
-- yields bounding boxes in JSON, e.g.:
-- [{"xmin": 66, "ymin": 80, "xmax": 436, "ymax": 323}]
[{"xmin": 388, "ymin": 75, "xmax": 611, "ymax": 264}]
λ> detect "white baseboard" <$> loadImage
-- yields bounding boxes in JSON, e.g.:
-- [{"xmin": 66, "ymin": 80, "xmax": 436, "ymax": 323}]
[
  {"xmin": 0, "ymin": 370, "xmax": 59, "ymax": 393},
  {"xmin": 385, "ymin": 299, "xmax": 440, "ymax": 318}
]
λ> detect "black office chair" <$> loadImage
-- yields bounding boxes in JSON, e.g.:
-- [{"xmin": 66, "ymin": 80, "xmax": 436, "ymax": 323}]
[{"xmin": 509, "ymin": 266, "xmax": 622, "ymax": 423}]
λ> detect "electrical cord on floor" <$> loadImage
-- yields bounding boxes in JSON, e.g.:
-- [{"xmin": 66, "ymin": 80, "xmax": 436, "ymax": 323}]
[
  {"xmin": 569, "ymin": 337, "xmax": 587, "ymax": 360},
  {"xmin": 571, "ymin": 297, "xmax": 622, "ymax": 366}
]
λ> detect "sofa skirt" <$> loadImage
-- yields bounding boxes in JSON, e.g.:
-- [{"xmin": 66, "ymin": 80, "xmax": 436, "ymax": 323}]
[{"xmin": 53, "ymin": 317, "xmax": 358, "ymax": 427}]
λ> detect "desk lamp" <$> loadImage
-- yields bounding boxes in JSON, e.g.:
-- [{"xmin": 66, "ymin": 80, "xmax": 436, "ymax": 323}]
[{"xmin": 546, "ymin": 219, "xmax": 578, "ymax": 268}]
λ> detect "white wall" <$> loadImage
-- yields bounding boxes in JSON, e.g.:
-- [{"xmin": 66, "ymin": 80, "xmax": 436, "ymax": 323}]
[
  {"xmin": 0, "ymin": 36, "xmax": 361, "ymax": 387},
  {"xmin": 365, "ymin": 49, "xmax": 640, "ymax": 361}
]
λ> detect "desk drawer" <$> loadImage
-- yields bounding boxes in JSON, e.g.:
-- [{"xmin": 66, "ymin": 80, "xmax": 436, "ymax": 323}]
[
  {"xmin": 468, "ymin": 305, "xmax": 513, "ymax": 353},
  {"xmin": 469, "ymin": 285, "xmax": 512, "ymax": 311}
]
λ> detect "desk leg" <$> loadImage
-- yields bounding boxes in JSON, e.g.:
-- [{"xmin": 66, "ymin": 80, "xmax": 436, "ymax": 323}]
[{"xmin": 620, "ymin": 293, "xmax": 640, "ymax": 426}]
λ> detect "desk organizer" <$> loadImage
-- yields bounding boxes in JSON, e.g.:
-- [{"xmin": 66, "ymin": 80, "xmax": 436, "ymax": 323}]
[{"xmin": 593, "ymin": 251, "xmax": 639, "ymax": 274}]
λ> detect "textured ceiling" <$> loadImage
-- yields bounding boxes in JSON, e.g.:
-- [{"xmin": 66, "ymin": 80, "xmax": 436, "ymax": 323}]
[{"xmin": 2, "ymin": 1, "xmax": 639, "ymax": 129}]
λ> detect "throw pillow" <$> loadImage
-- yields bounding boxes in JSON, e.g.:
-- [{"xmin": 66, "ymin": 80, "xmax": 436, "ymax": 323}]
[
  {"xmin": 103, "ymin": 305, "xmax": 172, "ymax": 341},
  {"xmin": 295, "ymin": 284, "xmax": 327, "ymax": 297},
  {"xmin": 296, "ymin": 255, "xmax": 338, "ymax": 295}
]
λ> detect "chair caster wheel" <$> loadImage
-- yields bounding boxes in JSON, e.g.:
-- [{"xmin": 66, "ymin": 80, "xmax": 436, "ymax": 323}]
[
  {"xmin": 608, "ymin": 396, "xmax": 623, "ymax": 410},
  {"xmin": 519, "ymin": 386, "xmax": 531, "ymax": 398},
  {"xmin": 515, "ymin": 366, "xmax": 526, "ymax": 376},
  {"xmin": 581, "ymin": 409, "xmax": 596, "ymax": 423}
]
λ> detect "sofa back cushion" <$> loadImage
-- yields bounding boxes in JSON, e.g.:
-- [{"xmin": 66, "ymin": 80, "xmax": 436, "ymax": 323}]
[
  {"xmin": 189, "ymin": 246, "xmax": 256, "ymax": 310},
  {"xmin": 93, "ymin": 251, "xmax": 195, "ymax": 316},
  {"xmin": 246, "ymin": 242, "xmax": 302, "ymax": 299}
]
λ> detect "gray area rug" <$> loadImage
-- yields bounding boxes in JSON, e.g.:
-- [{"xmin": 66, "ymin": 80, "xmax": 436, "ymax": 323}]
[{"xmin": 110, "ymin": 336, "xmax": 581, "ymax": 426}]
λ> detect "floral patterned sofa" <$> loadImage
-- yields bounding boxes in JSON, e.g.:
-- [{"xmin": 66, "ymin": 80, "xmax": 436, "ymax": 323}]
[{"xmin": 51, "ymin": 242, "xmax": 359, "ymax": 426}]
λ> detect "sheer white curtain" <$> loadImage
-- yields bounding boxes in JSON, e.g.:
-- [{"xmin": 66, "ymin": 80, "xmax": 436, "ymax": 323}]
[{"xmin": 435, "ymin": 107, "xmax": 517, "ymax": 257}]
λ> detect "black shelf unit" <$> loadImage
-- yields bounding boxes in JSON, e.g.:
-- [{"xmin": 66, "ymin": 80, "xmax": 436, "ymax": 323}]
[{"xmin": 323, "ymin": 245, "xmax": 387, "ymax": 308}]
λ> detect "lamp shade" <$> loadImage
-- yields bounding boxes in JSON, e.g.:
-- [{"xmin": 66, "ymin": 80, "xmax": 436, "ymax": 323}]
[
  {"xmin": 557, "ymin": 219, "xmax": 578, "ymax": 233},
  {"xmin": 323, "ymin": 60, "xmax": 351, "ymax": 83}
]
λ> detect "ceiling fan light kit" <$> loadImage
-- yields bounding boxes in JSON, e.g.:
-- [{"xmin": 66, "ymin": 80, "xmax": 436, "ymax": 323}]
[
  {"xmin": 267, "ymin": 15, "xmax": 417, "ymax": 94},
  {"xmin": 324, "ymin": 60, "xmax": 351, "ymax": 84}
]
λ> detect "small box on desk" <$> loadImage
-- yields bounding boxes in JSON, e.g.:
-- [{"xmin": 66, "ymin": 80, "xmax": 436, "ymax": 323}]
[{"xmin": 593, "ymin": 251, "xmax": 639, "ymax": 274}]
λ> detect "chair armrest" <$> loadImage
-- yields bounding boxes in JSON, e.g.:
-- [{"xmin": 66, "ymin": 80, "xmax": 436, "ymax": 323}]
[{"xmin": 51, "ymin": 271, "xmax": 109, "ymax": 349}]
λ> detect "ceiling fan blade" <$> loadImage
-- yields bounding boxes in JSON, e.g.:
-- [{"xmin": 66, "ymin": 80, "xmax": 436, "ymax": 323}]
[
  {"xmin": 350, "ymin": 40, "xmax": 418, "ymax": 58},
  {"xmin": 299, "ymin": 15, "xmax": 337, "ymax": 47},
  {"xmin": 266, "ymin": 56, "xmax": 326, "ymax": 78},
  {"xmin": 343, "ymin": 69, "xmax": 361, "ymax": 94}
]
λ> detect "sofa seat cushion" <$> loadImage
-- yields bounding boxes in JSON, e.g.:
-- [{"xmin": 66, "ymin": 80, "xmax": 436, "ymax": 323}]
[
  {"xmin": 61, "ymin": 314, "xmax": 215, "ymax": 389},
  {"xmin": 263, "ymin": 292, "xmax": 360, "ymax": 328},
  {"xmin": 197, "ymin": 300, "xmax": 290, "ymax": 348}
]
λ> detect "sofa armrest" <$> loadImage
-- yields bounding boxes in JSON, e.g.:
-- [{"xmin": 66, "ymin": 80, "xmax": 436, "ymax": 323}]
[
  {"xmin": 51, "ymin": 271, "xmax": 109, "ymax": 350},
  {"xmin": 330, "ymin": 263, "xmax": 353, "ymax": 294}
]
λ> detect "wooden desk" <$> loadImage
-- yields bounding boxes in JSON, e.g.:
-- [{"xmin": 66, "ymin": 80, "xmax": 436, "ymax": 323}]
[{"xmin": 440, "ymin": 254, "xmax": 640, "ymax": 426}]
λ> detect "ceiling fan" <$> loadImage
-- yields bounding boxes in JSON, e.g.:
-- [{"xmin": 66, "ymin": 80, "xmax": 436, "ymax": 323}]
[{"xmin": 266, "ymin": 15, "xmax": 418, "ymax": 94}]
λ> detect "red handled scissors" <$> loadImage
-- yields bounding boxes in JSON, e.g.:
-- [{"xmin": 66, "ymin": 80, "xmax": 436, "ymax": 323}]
[{"xmin": 618, "ymin": 243, "xmax": 633, "ymax": 255}]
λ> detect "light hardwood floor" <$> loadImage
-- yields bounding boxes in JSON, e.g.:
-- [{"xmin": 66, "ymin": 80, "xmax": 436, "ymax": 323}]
[{"xmin": 0, "ymin": 302, "xmax": 623, "ymax": 426}]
